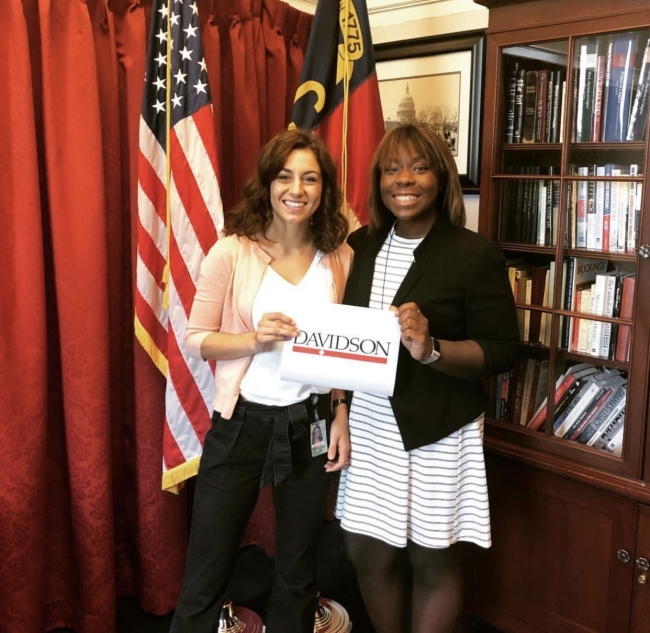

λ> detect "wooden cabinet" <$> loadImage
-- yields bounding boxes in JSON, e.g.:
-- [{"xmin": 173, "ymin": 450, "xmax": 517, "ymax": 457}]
[{"xmin": 470, "ymin": 1, "xmax": 650, "ymax": 630}]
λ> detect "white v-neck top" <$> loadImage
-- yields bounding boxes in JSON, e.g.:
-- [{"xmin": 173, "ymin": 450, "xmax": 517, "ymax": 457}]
[{"xmin": 239, "ymin": 251, "xmax": 333, "ymax": 405}]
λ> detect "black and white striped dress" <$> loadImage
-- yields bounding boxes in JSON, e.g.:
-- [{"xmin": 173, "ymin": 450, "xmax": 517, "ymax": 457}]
[{"xmin": 335, "ymin": 226, "xmax": 491, "ymax": 549}]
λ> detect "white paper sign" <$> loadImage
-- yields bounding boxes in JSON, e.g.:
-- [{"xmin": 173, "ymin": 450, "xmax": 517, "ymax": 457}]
[{"xmin": 280, "ymin": 303, "xmax": 401, "ymax": 396}]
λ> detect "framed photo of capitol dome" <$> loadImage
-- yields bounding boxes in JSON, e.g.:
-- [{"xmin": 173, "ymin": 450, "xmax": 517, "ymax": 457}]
[{"xmin": 374, "ymin": 32, "xmax": 485, "ymax": 193}]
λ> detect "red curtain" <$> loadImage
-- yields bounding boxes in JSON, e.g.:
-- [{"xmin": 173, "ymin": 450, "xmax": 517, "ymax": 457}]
[{"xmin": 0, "ymin": 1, "xmax": 312, "ymax": 631}]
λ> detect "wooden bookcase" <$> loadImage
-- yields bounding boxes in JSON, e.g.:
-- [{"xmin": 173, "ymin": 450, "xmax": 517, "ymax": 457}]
[{"xmin": 468, "ymin": 1, "xmax": 650, "ymax": 631}]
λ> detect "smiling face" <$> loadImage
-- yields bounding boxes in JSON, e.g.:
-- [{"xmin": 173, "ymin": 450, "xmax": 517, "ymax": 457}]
[
  {"xmin": 269, "ymin": 148, "xmax": 323, "ymax": 229},
  {"xmin": 379, "ymin": 142, "xmax": 439, "ymax": 238}
]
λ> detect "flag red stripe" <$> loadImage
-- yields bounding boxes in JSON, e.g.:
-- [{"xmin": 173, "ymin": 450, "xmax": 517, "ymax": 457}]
[
  {"xmin": 167, "ymin": 326, "xmax": 211, "ymax": 439},
  {"xmin": 162, "ymin": 417, "xmax": 185, "ymax": 469},
  {"xmin": 138, "ymin": 149, "xmax": 167, "ymax": 224},
  {"xmin": 134, "ymin": 291, "xmax": 168, "ymax": 350},
  {"xmin": 136, "ymin": 216, "xmax": 167, "ymax": 290},
  {"xmin": 169, "ymin": 232, "xmax": 197, "ymax": 319},
  {"xmin": 192, "ymin": 105, "xmax": 220, "ymax": 181},
  {"xmin": 170, "ymin": 127, "xmax": 219, "ymax": 255}
]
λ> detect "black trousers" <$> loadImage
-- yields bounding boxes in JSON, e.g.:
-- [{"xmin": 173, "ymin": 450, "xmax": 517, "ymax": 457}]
[{"xmin": 170, "ymin": 394, "xmax": 332, "ymax": 633}]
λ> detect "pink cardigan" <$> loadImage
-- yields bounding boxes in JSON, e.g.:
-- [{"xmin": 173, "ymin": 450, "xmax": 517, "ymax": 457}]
[{"xmin": 186, "ymin": 234, "xmax": 353, "ymax": 419}]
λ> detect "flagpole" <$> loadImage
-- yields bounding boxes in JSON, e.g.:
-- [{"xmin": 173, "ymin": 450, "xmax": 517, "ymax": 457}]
[{"xmin": 163, "ymin": 1, "xmax": 173, "ymax": 310}]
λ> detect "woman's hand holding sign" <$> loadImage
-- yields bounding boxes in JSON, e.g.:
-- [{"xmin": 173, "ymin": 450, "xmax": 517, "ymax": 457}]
[
  {"xmin": 254, "ymin": 312, "xmax": 300, "ymax": 350},
  {"xmin": 393, "ymin": 302, "xmax": 432, "ymax": 362}
]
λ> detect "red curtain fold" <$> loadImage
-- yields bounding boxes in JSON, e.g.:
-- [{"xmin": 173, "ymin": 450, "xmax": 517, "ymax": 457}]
[
  {"xmin": 1, "ymin": 0, "xmax": 312, "ymax": 631},
  {"xmin": 0, "ymin": 3, "xmax": 48, "ymax": 632}
]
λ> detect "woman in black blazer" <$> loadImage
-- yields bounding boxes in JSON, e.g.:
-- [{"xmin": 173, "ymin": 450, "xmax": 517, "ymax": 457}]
[{"xmin": 335, "ymin": 124, "xmax": 519, "ymax": 633}]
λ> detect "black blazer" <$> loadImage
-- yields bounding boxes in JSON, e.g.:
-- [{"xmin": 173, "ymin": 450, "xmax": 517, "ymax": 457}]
[{"xmin": 344, "ymin": 219, "xmax": 520, "ymax": 450}]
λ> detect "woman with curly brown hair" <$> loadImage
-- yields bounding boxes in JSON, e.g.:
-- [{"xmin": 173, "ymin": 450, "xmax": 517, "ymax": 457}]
[{"xmin": 170, "ymin": 128, "xmax": 353, "ymax": 633}]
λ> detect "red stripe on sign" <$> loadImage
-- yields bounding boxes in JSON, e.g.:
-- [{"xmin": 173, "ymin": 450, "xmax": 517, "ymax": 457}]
[{"xmin": 292, "ymin": 345, "xmax": 388, "ymax": 364}]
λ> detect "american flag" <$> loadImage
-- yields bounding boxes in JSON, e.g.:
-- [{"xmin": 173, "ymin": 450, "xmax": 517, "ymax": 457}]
[{"xmin": 135, "ymin": 0, "xmax": 223, "ymax": 492}]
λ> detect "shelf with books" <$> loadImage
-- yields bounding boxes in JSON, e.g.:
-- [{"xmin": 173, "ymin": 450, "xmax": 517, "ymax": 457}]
[
  {"xmin": 481, "ymin": 20, "xmax": 650, "ymax": 478},
  {"xmin": 503, "ymin": 42, "xmax": 568, "ymax": 145}
]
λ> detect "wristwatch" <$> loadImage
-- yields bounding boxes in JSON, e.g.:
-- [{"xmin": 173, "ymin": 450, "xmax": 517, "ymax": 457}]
[{"xmin": 419, "ymin": 337, "xmax": 441, "ymax": 364}]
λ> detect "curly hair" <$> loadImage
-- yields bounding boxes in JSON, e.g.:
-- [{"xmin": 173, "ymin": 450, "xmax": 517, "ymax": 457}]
[
  {"xmin": 367, "ymin": 124, "xmax": 466, "ymax": 232},
  {"xmin": 224, "ymin": 128, "xmax": 348, "ymax": 253}
]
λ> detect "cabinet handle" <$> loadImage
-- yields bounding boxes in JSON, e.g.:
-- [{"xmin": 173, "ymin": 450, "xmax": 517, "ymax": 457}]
[
  {"xmin": 617, "ymin": 549, "xmax": 631, "ymax": 563},
  {"xmin": 639, "ymin": 244, "xmax": 650, "ymax": 259},
  {"xmin": 636, "ymin": 557, "xmax": 649, "ymax": 571}
]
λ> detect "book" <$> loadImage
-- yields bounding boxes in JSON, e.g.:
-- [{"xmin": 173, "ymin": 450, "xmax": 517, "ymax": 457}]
[
  {"xmin": 608, "ymin": 272, "xmax": 625, "ymax": 360},
  {"xmin": 567, "ymin": 385, "xmax": 616, "ymax": 440},
  {"xmin": 519, "ymin": 358, "xmax": 539, "ymax": 425},
  {"xmin": 627, "ymin": 180, "xmax": 642, "ymax": 253},
  {"xmin": 599, "ymin": 272, "xmax": 619, "ymax": 358},
  {"xmin": 626, "ymin": 37, "xmax": 650, "ymax": 141},
  {"xmin": 604, "ymin": 423, "xmax": 625, "ymax": 456},
  {"xmin": 511, "ymin": 358, "xmax": 529, "ymax": 425},
  {"xmin": 535, "ymin": 69, "xmax": 549, "ymax": 143},
  {"xmin": 585, "ymin": 164, "xmax": 597, "ymax": 250},
  {"xmin": 522, "ymin": 70, "xmax": 539, "ymax": 143},
  {"xmin": 575, "ymin": 167, "xmax": 589, "ymax": 248},
  {"xmin": 607, "ymin": 165, "xmax": 631, "ymax": 252},
  {"xmin": 554, "ymin": 371, "xmax": 625, "ymax": 439},
  {"xmin": 504, "ymin": 61, "xmax": 519, "ymax": 143},
  {"xmin": 576, "ymin": 383, "xmax": 627, "ymax": 445},
  {"xmin": 602, "ymin": 33, "xmax": 636, "ymax": 142},
  {"xmin": 544, "ymin": 70, "xmax": 556, "ymax": 143},
  {"xmin": 593, "ymin": 166, "xmax": 605, "ymax": 252},
  {"xmin": 592, "ymin": 40, "xmax": 608, "ymax": 141},
  {"xmin": 576, "ymin": 40, "xmax": 597, "ymax": 142},
  {"xmin": 562, "ymin": 256, "xmax": 608, "ymax": 350},
  {"xmin": 575, "ymin": 286, "xmax": 592, "ymax": 353},
  {"xmin": 614, "ymin": 274, "xmax": 636, "ymax": 362},
  {"xmin": 587, "ymin": 273, "xmax": 608, "ymax": 357},
  {"xmin": 527, "ymin": 363, "xmax": 598, "ymax": 431},
  {"xmin": 592, "ymin": 411, "xmax": 625, "ymax": 450},
  {"xmin": 513, "ymin": 68, "xmax": 526, "ymax": 143},
  {"xmin": 602, "ymin": 163, "xmax": 612, "ymax": 250},
  {"xmin": 529, "ymin": 265, "xmax": 548, "ymax": 344}
]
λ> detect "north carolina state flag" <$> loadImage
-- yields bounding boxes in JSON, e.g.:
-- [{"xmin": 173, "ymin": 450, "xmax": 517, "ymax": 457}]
[{"xmin": 290, "ymin": 0, "xmax": 385, "ymax": 228}]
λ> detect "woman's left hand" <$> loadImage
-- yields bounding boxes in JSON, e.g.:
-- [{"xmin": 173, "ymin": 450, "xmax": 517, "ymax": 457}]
[
  {"xmin": 325, "ymin": 408, "xmax": 350, "ymax": 472},
  {"xmin": 394, "ymin": 302, "xmax": 431, "ymax": 362}
]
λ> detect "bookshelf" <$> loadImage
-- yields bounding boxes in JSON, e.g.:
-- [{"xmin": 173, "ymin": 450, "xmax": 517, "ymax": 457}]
[{"xmin": 469, "ymin": 1, "xmax": 650, "ymax": 632}]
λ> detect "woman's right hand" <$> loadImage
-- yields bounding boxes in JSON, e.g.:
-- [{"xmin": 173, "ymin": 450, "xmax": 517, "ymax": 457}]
[{"xmin": 254, "ymin": 312, "xmax": 300, "ymax": 351}]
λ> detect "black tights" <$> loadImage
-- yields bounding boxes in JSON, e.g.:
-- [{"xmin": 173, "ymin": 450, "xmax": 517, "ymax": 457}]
[{"xmin": 343, "ymin": 532, "xmax": 463, "ymax": 633}]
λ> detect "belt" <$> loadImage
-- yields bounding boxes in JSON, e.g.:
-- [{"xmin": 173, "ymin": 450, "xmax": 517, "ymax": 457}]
[{"xmin": 233, "ymin": 394, "xmax": 325, "ymax": 488}]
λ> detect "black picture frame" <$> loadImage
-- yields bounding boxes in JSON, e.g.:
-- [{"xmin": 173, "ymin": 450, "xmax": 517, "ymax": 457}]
[{"xmin": 374, "ymin": 31, "xmax": 486, "ymax": 194}]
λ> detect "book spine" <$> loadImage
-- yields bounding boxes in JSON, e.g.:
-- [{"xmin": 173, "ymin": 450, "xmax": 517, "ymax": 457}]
[
  {"xmin": 561, "ymin": 257, "xmax": 576, "ymax": 350},
  {"xmin": 545, "ymin": 70, "xmax": 555, "ymax": 143},
  {"xmin": 603, "ymin": 35, "xmax": 636, "ymax": 142},
  {"xmin": 592, "ymin": 411, "xmax": 625, "ymax": 450},
  {"xmin": 602, "ymin": 163, "xmax": 612, "ymax": 250},
  {"xmin": 626, "ymin": 37, "xmax": 650, "ymax": 141},
  {"xmin": 504, "ymin": 62, "xmax": 519, "ymax": 143},
  {"xmin": 527, "ymin": 373, "xmax": 576, "ymax": 431},
  {"xmin": 594, "ymin": 166, "xmax": 605, "ymax": 252},
  {"xmin": 567, "ymin": 388, "xmax": 612, "ymax": 440},
  {"xmin": 577, "ymin": 385, "xmax": 626, "ymax": 444},
  {"xmin": 576, "ymin": 168, "xmax": 589, "ymax": 248},
  {"xmin": 553, "ymin": 381, "xmax": 601, "ymax": 438},
  {"xmin": 523, "ymin": 70, "xmax": 538, "ymax": 143},
  {"xmin": 615, "ymin": 275, "xmax": 636, "ymax": 362},
  {"xmin": 513, "ymin": 69, "xmax": 526, "ymax": 144},
  {"xmin": 585, "ymin": 165, "xmax": 597, "ymax": 250},
  {"xmin": 535, "ymin": 70, "xmax": 549, "ymax": 143}
]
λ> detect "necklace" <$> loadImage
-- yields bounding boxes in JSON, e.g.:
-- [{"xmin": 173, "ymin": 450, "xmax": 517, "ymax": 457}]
[
  {"xmin": 377, "ymin": 222, "xmax": 423, "ymax": 311},
  {"xmin": 380, "ymin": 223, "xmax": 397, "ymax": 310}
]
